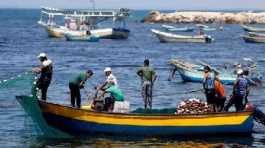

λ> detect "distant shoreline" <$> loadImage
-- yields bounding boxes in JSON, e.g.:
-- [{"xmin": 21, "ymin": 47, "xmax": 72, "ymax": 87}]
[
  {"xmin": 0, "ymin": 7, "xmax": 264, "ymax": 12},
  {"xmin": 142, "ymin": 10, "xmax": 265, "ymax": 24}
]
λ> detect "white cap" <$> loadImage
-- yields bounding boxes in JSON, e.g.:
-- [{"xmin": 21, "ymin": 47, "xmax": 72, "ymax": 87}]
[
  {"xmin": 104, "ymin": 67, "xmax": 112, "ymax": 72},
  {"xmin": 237, "ymin": 69, "xmax": 243, "ymax": 75},
  {"xmin": 37, "ymin": 53, "xmax": 47, "ymax": 58}
]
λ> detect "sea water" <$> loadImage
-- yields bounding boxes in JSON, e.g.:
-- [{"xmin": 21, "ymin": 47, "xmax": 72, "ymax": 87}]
[{"xmin": 0, "ymin": 9, "xmax": 265, "ymax": 147}]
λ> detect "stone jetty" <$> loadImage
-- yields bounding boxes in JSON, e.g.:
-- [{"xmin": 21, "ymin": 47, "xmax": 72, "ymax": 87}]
[{"xmin": 142, "ymin": 11, "xmax": 265, "ymax": 24}]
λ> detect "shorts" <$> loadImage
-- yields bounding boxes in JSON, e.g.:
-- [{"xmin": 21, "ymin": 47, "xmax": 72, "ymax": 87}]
[{"xmin": 142, "ymin": 81, "xmax": 152, "ymax": 98}]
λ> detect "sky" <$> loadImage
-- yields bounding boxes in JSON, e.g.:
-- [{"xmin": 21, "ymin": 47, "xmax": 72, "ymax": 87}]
[{"xmin": 1, "ymin": 0, "xmax": 265, "ymax": 10}]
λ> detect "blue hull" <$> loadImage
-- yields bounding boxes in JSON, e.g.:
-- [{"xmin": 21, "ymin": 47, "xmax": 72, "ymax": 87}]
[
  {"xmin": 179, "ymin": 72, "xmax": 234, "ymax": 85},
  {"xmin": 43, "ymin": 113, "xmax": 253, "ymax": 137}
]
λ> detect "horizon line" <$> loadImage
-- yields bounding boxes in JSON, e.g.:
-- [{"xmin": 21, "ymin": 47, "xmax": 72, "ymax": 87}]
[{"xmin": 0, "ymin": 6, "xmax": 265, "ymax": 11}]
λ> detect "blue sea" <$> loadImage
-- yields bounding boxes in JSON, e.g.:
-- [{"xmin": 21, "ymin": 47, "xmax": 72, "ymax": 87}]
[{"xmin": 0, "ymin": 9, "xmax": 265, "ymax": 147}]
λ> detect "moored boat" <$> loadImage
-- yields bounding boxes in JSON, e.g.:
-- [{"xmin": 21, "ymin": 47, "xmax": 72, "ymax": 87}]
[
  {"xmin": 175, "ymin": 64, "xmax": 236, "ymax": 84},
  {"xmin": 162, "ymin": 25, "xmax": 194, "ymax": 32},
  {"xmin": 241, "ymin": 25, "xmax": 265, "ymax": 32},
  {"xmin": 38, "ymin": 7, "xmax": 130, "ymax": 39},
  {"xmin": 16, "ymin": 95, "xmax": 254, "ymax": 137},
  {"xmin": 170, "ymin": 59, "xmax": 262, "ymax": 85},
  {"xmin": 242, "ymin": 35, "xmax": 265, "ymax": 43},
  {"xmin": 196, "ymin": 24, "xmax": 216, "ymax": 31},
  {"xmin": 151, "ymin": 29, "xmax": 213, "ymax": 43},
  {"xmin": 247, "ymin": 32, "xmax": 265, "ymax": 37}
]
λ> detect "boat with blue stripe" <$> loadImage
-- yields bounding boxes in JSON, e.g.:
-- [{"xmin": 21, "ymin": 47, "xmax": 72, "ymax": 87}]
[
  {"xmin": 170, "ymin": 59, "xmax": 262, "ymax": 85},
  {"xmin": 16, "ymin": 94, "xmax": 254, "ymax": 137}
]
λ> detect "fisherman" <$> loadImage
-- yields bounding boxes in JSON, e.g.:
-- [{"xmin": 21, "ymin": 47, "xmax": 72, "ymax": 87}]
[
  {"xmin": 137, "ymin": 59, "xmax": 157, "ymax": 109},
  {"xmin": 98, "ymin": 67, "xmax": 118, "ymax": 90},
  {"xmin": 69, "ymin": 70, "xmax": 94, "ymax": 108},
  {"xmin": 32, "ymin": 53, "xmax": 53, "ymax": 101},
  {"xmin": 214, "ymin": 73, "xmax": 226, "ymax": 112},
  {"xmin": 242, "ymin": 69, "xmax": 252, "ymax": 105},
  {"xmin": 98, "ymin": 81, "xmax": 124, "ymax": 112},
  {"xmin": 202, "ymin": 66, "xmax": 216, "ymax": 111},
  {"xmin": 224, "ymin": 69, "xmax": 248, "ymax": 111}
]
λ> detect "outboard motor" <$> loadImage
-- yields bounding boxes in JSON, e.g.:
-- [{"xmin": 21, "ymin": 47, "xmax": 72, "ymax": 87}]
[
  {"xmin": 248, "ymin": 103, "xmax": 265, "ymax": 126},
  {"xmin": 205, "ymin": 35, "xmax": 212, "ymax": 43}
]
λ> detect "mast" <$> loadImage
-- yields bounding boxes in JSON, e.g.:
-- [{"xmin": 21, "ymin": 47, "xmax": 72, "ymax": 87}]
[{"xmin": 89, "ymin": 0, "xmax": 96, "ymax": 10}]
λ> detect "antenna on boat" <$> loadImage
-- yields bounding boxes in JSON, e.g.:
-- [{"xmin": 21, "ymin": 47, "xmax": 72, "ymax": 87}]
[{"xmin": 89, "ymin": 0, "xmax": 96, "ymax": 10}]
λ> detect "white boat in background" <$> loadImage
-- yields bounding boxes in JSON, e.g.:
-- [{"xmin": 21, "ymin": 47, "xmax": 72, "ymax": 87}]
[
  {"xmin": 241, "ymin": 25, "xmax": 265, "ymax": 32},
  {"xmin": 38, "ymin": 7, "xmax": 130, "ymax": 40},
  {"xmin": 162, "ymin": 25, "xmax": 194, "ymax": 32},
  {"xmin": 196, "ymin": 24, "xmax": 216, "ymax": 31},
  {"xmin": 151, "ymin": 29, "xmax": 213, "ymax": 43},
  {"xmin": 247, "ymin": 32, "xmax": 265, "ymax": 38},
  {"xmin": 64, "ymin": 28, "xmax": 130, "ymax": 40},
  {"xmin": 242, "ymin": 35, "xmax": 265, "ymax": 43}
]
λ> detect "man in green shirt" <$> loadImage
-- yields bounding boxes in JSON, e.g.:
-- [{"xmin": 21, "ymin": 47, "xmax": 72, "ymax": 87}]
[
  {"xmin": 137, "ymin": 59, "xmax": 157, "ymax": 109},
  {"xmin": 69, "ymin": 70, "xmax": 93, "ymax": 108},
  {"xmin": 99, "ymin": 82, "xmax": 124, "ymax": 111}
]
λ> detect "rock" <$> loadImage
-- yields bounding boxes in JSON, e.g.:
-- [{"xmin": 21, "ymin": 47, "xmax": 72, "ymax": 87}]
[{"xmin": 142, "ymin": 11, "xmax": 265, "ymax": 24}]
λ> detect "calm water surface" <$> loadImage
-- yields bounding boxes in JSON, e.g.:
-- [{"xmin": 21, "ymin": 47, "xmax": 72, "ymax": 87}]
[{"xmin": 0, "ymin": 9, "xmax": 265, "ymax": 147}]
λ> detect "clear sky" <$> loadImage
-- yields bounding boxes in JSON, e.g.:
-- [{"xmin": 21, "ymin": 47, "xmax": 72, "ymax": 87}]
[{"xmin": 1, "ymin": 0, "xmax": 265, "ymax": 10}]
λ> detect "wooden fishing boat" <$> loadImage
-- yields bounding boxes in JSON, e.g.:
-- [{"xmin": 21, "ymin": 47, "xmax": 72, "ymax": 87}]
[
  {"xmin": 151, "ymin": 29, "xmax": 213, "ymax": 43},
  {"xmin": 175, "ymin": 64, "xmax": 236, "ymax": 85},
  {"xmin": 162, "ymin": 25, "xmax": 194, "ymax": 32},
  {"xmin": 170, "ymin": 59, "xmax": 262, "ymax": 85},
  {"xmin": 38, "ymin": 7, "xmax": 130, "ymax": 39},
  {"xmin": 16, "ymin": 95, "xmax": 254, "ymax": 137},
  {"xmin": 241, "ymin": 25, "xmax": 265, "ymax": 32},
  {"xmin": 242, "ymin": 35, "xmax": 265, "ymax": 43}
]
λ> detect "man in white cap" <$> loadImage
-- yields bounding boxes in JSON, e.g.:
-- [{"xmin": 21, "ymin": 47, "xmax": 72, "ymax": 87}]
[
  {"xmin": 224, "ymin": 69, "xmax": 248, "ymax": 111},
  {"xmin": 98, "ymin": 67, "xmax": 118, "ymax": 90},
  {"xmin": 32, "ymin": 52, "xmax": 53, "ymax": 101}
]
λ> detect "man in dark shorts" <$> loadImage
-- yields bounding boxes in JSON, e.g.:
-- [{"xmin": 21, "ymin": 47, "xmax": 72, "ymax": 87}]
[
  {"xmin": 69, "ymin": 70, "xmax": 93, "ymax": 108},
  {"xmin": 137, "ymin": 59, "xmax": 157, "ymax": 109},
  {"xmin": 32, "ymin": 53, "xmax": 53, "ymax": 101}
]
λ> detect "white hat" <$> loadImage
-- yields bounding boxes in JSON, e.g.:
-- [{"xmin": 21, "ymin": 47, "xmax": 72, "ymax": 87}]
[
  {"xmin": 104, "ymin": 67, "xmax": 112, "ymax": 72},
  {"xmin": 37, "ymin": 53, "xmax": 47, "ymax": 58},
  {"xmin": 237, "ymin": 69, "xmax": 243, "ymax": 75}
]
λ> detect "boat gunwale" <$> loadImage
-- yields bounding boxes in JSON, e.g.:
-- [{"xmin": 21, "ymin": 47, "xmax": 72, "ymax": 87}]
[{"xmin": 38, "ymin": 100, "xmax": 253, "ymax": 119}]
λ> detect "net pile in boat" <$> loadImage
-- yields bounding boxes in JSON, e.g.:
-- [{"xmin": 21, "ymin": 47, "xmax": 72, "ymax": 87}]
[{"xmin": 176, "ymin": 98, "xmax": 212, "ymax": 114}]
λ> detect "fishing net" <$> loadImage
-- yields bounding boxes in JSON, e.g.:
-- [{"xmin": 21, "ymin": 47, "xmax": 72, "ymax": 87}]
[
  {"xmin": 0, "ymin": 71, "xmax": 70, "ymax": 138},
  {"xmin": 16, "ymin": 95, "xmax": 70, "ymax": 138},
  {"xmin": 0, "ymin": 71, "xmax": 36, "ymax": 95},
  {"xmin": 17, "ymin": 75, "xmax": 70, "ymax": 138}
]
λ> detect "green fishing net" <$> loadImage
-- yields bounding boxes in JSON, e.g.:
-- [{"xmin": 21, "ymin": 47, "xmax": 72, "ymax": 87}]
[
  {"xmin": 0, "ymin": 71, "xmax": 70, "ymax": 138},
  {"xmin": 0, "ymin": 72, "xmax": 36, "ymax": 95}
]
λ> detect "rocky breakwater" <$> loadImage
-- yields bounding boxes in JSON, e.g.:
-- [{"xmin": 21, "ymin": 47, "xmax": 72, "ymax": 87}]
[{"xmin": 142, "ymin": 11, "xmax": 265, "ymax": 24}]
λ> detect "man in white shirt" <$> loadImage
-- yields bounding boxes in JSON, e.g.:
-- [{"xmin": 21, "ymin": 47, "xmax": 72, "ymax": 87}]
[
  {"xmin": 32, "ymin": 53, "xmax": 53, "ymax": 101},
  {"xmin": 98, "ymin": 67, "xmax": 118, "ymax": 90}
]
